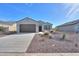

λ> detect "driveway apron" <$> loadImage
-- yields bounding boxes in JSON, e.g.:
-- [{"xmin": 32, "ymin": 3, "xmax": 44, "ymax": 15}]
[{"xmin": 0, "ymin": 33, "xmax": 35, "ymax": 52}]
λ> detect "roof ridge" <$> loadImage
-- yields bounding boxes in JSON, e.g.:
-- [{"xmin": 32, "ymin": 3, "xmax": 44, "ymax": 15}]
[{"xmin": 56, "ymin": 19, "xmax": 79, "ymax": 27}]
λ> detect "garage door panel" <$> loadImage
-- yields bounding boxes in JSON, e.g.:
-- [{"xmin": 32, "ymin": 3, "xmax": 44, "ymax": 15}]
[{"xmin": 20, "ymin": 24, "xmax": 36, "ymax": 33}]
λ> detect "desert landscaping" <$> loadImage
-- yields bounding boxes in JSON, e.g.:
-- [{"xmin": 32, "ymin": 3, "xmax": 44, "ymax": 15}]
[
  {"xmin": 26, "ymin": 31, "xmax": 79, "ymax": 53},
  {"xmin": 0, "ymin": 26, "xmax": 79, "ymax": 53}
]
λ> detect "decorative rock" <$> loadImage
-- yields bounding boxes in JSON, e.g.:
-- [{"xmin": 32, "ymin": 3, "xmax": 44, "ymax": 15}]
[{"xmin": 52, "ymin": 44, "xmax": 56, "ymax": 47}]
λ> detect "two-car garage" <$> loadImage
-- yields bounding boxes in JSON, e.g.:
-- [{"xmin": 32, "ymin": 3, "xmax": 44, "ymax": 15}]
[
  {"xmin": 20, "ymin": 24, "xmax": 36, "ymax": 33},
  {"xmin": 16, "ymin": 17, "xmax": 40, "ymax": 33}
]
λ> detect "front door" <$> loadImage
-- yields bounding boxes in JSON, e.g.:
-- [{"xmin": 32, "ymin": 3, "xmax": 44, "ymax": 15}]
[{"xmin": 39, "ymin": 26, "xmax": 42, "ymax": 32}]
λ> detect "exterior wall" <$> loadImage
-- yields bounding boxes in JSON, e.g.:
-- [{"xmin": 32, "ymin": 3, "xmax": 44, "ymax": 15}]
[
  {"xmin": 9, "ymin": 23, "xmax": 16, "ymax": 31},
  {"xmin": 0, "ymin": 20, "xmax": 52, "ymax": 33},
  {"xmin": 57, "ymin": 24, "xmax": 76, "ymax": 32},
  {"xmin": 49, "ymin": 25, "xmax": 52, "ymax": 30},
  {"xmin": 36, "ymin": 25, "xmax": 39, "ymax": 32},
  {"xmin": 0, "ymin": 23, "xmax": 17, "ymax": 32},
  {"xmin": 16, "ymin": 23, "xmax": 20, "ymax": 33},
  {"xmin": 74, "ymin": 23, "xmax": 79, "ymax": 32},
  {"xmin": 0, "ymin": 24, "xmax": 9, "ymax": 32},
  {"xmin": 42, "ymin": 25, "xmax": 44, "ymax": 31},
  {"xmin": 43, "ymin": 24, "xmax": 52, "ymax": 31},
  {"xmin": 16, "ymin": 20, "xmax": 39, "ymax": 33},
  {"xmin": 0, "ymin": 24, "xmax": 9, "ymax": 27}
]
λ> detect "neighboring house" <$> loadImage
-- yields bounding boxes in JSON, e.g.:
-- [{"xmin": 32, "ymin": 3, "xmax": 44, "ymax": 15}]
[
  {"xmin": 56, "ymin": 19, "xmax": 79, "ymax": 32},
  {"xmin": 0, "ymin": 21, "xmax": 16, "ymax": 33},
  {"xmin": 0, "ymin": 17, "xmax": 52, "ymax": 33}
]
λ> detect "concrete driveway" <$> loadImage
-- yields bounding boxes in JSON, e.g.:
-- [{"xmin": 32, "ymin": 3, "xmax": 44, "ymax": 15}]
[{"xmin": 0, "ymin": 33, "xmax": 35, "ymax": 53}]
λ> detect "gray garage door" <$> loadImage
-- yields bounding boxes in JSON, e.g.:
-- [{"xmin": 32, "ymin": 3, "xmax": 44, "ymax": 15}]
[{"xmin": 20, "ymin": 24, "xmax": 36, "ymax": 33}]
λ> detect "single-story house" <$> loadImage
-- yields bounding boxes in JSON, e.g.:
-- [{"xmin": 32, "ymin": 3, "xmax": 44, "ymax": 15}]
[
  {"xmin": 0, "ymin": 17, "xmax": 52, "ymax": 33},
  {"xmin": 56, "ymin": 19, "xmax": 79, "ymax": 32},
  {"xmin": 0, "ymin": 21, "xmax": 16, "ymax": 33}
]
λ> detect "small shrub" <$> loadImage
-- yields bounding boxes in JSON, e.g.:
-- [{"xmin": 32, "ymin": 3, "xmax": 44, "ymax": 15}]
[
  {"xmin": 60, "ymin": 33, "xmax": 66, "ymax": 40},
  {"xmin": 42, "ymin": 31, "xmax": 53, "ymax": 39},
  {"xmin": 38, "ymin": 32, "xmax": 44, "ymax": 37},
  {"xmin": 76, "ymin": 31, "xmax": 79, "ymax": 34},
  {"xmin": 43, "ymin": 31, "xmax": 49, "ymax": 36},
  {"xmin": 44, "ymin": 32, "xmax": 49, "ymax": 35},
  {"xmin": 0, "ymin": 27, "xmax": 4, "ymax": 32},
  {"xmin": 50, "ymin": 30, "xmax": 53, "ymax": 33},
  {"xmin": 75, "ymin": 43, "xmax": 78, "ymax": 47}
]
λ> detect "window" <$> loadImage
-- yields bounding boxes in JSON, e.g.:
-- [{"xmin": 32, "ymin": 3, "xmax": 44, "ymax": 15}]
[
  {"xmin": 48, "ymin": 25, "xmax": 50, "ymax": 30},
  {"xmin": 44, "ymin": 25, "xmax": 51, "ymax": 30},
  {"xmin": 44, "ymin": 25, "xmax": 47, "ymax": 30}
]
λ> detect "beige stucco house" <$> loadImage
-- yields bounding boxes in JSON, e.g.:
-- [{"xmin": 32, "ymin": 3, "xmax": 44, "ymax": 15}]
[
  {"xmin": 0, "ymin": 21, "xmax": 16, "ymax": 33},
  {"xmin": 0, "ymin": 17, "xmax": 52, "ymax": 33},
  {"xmin": 56, "ymin": 19, "xmax": 79, "ymax": 32}
]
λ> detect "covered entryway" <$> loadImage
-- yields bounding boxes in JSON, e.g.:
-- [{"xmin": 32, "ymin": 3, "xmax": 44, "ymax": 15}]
[
  {"xmin": 39, "ymin": 26, "xmax": 42, "ymax": 32},
  {"xmin": 20, "ymin": 24, "xmax": 36, "ymax": 33}
]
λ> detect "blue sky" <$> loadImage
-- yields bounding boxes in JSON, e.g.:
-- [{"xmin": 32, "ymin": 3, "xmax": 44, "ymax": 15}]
[{"xmin": 0, "ymin": 3, "xmax": 79, "ymax": 27}]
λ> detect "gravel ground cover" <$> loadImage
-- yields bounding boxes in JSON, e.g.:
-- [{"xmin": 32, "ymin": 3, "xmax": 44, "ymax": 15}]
[{"xmin": 26, "ymin": 32, "xmax": 79, "ymax": 53}]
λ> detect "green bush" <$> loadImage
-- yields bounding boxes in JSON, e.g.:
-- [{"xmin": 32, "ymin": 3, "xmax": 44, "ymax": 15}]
[
  {"xmin": 44, "ymin": 32, "xmax": 49, "ymax": 35},
  {"xmin": 0, "ymin": 27, "xmax": 4, "ymax": 32},
  {"xmin": 50, "ymin": 30, "xmax": 53, "ymax": 33}
]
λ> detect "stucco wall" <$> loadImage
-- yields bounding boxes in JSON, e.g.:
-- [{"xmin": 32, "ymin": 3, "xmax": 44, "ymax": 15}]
[
  {"xmin": 16, "ymin": 20, "xmax": 39, "ymax": 33},
  {"xmin": 57, "ymin": 24, "xmax": 76, "ymax": 32},
  {"xmin": 43, "ymin": 24, "xmax": 52, "ymax": 31},
  {"xmin": 0, "ymin": 24, "xmax": 9, "ymax": 32},
  {"xmin": 0, "ymin": 23, "xmax": 17, "ymax": 32},
  {"xmin": 0, "ymin": 24, "xmax": 9, "ymax": 27},
  {"xmin": 9, "ymin": 23, "xmax": 16, "ymax": 31}
]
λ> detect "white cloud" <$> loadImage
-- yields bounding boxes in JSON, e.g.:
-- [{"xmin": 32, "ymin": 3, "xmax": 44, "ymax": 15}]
[{"xmin": 64, "ymin": 3, "xmax": 79, "ymax": 19}]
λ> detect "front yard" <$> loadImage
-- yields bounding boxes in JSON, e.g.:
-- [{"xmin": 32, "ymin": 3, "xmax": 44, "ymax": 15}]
[{"xmin": 26, "ymin": 32, "xmax": 79, "ymax": 53}]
